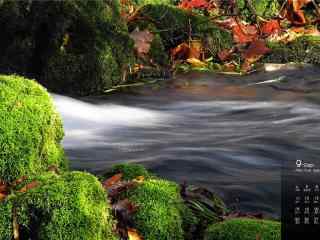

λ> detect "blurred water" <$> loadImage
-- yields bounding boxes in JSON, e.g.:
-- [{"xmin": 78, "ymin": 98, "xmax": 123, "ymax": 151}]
[{"xmin": 52, "ymin": 65, "xmax": 320, "ymax": 217}]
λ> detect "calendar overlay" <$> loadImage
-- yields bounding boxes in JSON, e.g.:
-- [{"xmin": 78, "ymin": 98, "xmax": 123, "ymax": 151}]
[{"xmin": 282, "ymin": 158, "xmax": 320, "ymax": 239}]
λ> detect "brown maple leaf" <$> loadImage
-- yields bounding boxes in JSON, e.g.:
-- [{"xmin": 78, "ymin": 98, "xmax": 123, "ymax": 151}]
[
  {"xmin": 283, "ymin": 0, "xmax": 313, "ymax": 25},
  {"xmin": 128, "ymin": 228, "xmax": 144, "ymax": 240},
  {"xmin": 102, "ymin": 173, "xmax": 123, "ymax": 189},
  {"xmin": 260, "ymin": 20, "xmax": 281, "ymax": 37},
  {"xmin": 241, "ymin": 39, "xmax": 271, "ymax": 72}
]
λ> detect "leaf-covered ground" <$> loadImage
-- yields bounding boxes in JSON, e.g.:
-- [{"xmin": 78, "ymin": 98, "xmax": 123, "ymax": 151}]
[{"xmin": 121, "ymin": 0, "xmax": 320, "ymax": 77}]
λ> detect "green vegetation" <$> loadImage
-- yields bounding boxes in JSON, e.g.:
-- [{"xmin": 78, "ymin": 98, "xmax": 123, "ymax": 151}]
[
  {"xmin": 0, "ymin": 0, "xmax": 134, "ymax": 95},
  {"xmin": 264, "ymin": 36, "xmax": 320, "ymax": 64},
  {"xmin": 130, "ymin": 4, "xmax": 233, "ymax": 56},
  {"xmin": 0, "ymin": 75, "xmax": 117, "ymax": 240},
  {"xmin": 204, "ymin": 218, "xmax": 281, "ymax": 240},
  {"xmin": 103, "ymin": 163, "xmax": 193, "ymax": 240},
  {"xmin": 127, "ymin": 178, "xmax": 186, "ymax": 240},
  {"xmin": 0, "ymin": 201, "xmax": 13, "ymax": 240},
  {"xmin": 0, "ymin": 75, "xmax": 66, "ymax": 183},
  {"xmin": 132, "ymin": 0, "xmax": 176, "ymax": 5},
  {"xmin": 104, "ymin": 163, "xmax": 151, "ymax": 180},
  {"xmin": 236, "ymin": 0, "xmax": 280, "ymax": 21},
  {"xmin": 11, "ymin": 172, "xmax": 115, "ymax": 240}
]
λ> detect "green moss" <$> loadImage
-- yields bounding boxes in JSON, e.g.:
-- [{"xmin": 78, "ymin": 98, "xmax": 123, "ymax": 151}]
[
  {"xmin": 0, "ymin": 75, "xmax": 66, "ymax": 183},
  {"xmin": 0, "ymin": 201, "xmax": 13, "ymax": 240},
  {"xmin": 127, "ymin": 178, "xmax": 185, "ymax": 240},
  {"xmin": 0, "ymin": 0, "xmax": 135, "ymax": 96},
  {"xmin": 104, "ymin": 163, "xmax": 151, "ymax": 180},
  {"xmin": 263, "ymin": 36, "xmax": 320, "ymax": 64},
  {"xmin": 236, "ymin": 0, "xmax": 280, "ymax": 22},
  {"xmin": 150, "ymin": 33, "xmax": 170, "ymax": 65},
  {"xmin": 130, "ymin": 5, "xmax": 233, "ymax": 57},
  {"xmin": 12, "ymin": 171, "xmax": 116, "ymax": 240},
  {"xmin": 204, "ymin": 218, "xmax": 281, "ymax": 240},
  {"xmin": 132, "ymin": 0, "xmax": 176, "ymax": 5}
]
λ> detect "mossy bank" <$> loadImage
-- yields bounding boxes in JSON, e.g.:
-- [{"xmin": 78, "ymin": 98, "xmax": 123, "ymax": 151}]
[{"xmin": 0, "ymin": 0, "xmax": 134, "ymax": 96}]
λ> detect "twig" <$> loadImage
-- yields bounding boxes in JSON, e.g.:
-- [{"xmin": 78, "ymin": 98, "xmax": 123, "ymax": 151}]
[
  {"xmin": 104, "ymin": 79, "xmax": 163, "ymax": 93},
  {"xmin": 278, "ymin": 0, "xmax": 288, "ymax": 19},
  {"xmin": 311, "ymin": 0, "xmax": 320, "ymax": 18},
  {"xmin": 13, "ymin": 207, "xmax": 19, "ymax": 240}
]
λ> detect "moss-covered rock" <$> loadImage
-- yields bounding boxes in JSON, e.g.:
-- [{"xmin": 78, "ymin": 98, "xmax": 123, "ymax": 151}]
[
  {"xmin": 104, "ymin": 163, "xmax": 151, "ymax": 180},
  {"xmin": 0, "ymin": 75, "xmax": 66, "ymax": 183},
  {"xmin": 0, "ymin": 0, "xmax": 134, "ymax": 95},
  {"xmin": 106, "ymin": 163, "xmax": 186, "ymax": 240},
  {"xmin": 127, "ymin": 178, "xmax": 186, "ymax": 240},
  {"xmin": 1, "ymin": 172, "xmax": 117, "ymax": 240},
  {"xmin": 130, "ymin": 4, "xmax": 233, "ymax": 57},
  {"xmin": 263, "ymin": 36, "xmax": 320, "ymax": 64},
  {"xmin": 236, "ymin": 0, "xmax": 280, "ymax": 22},
  {"xmin": 204, "ymin": 218, "xmax": 281, "ymax": 240}
]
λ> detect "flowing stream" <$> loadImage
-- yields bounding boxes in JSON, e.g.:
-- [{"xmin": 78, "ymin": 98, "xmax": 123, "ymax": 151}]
[{"xmin": 53, "ymin": 64, "xmax": 320, "ymax": 217}]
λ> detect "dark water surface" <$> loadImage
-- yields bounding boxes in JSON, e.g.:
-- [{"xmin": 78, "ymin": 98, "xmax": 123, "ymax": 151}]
[{"xmin": 53, "ymin": 64, "xmax": 320, "ymax": 217}]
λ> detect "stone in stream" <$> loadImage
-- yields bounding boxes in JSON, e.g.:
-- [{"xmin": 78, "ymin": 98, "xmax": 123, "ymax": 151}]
[
  {"xmin": 1, "ymin": 172, "xmax": 117, "ymax": 240},
  {"xmin": 103, "ymin": 163, "xmax": 191, "ymax": 240},
  {"xmin": 204, "ymin": 218, "xmax": 281, "ymax": 240},
  {"xmin": 0, "ymin": 74, "xmax": 66, "ymax": 182}
]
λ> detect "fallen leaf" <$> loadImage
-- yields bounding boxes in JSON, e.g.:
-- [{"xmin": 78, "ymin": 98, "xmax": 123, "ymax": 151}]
[
  {"xmin": 305, "ymin": 27, "xmax": 320, "ymax": 36},
  {"xmin": 218, "ymin": 48, "xmax": 235, "ymax": 62},
  {"xmin": 283, "ymin": 0, "xmax": 313, "ymax": 25},
  {"xmin": 11, "ymin": 176, "xmax": 27, "ymax": 187},
  {"xmin": 17, "ymin": 181, "xmax": 38, "ymax": 193},
  {"xmin": 223, "ymin": 62, "xmax": 237, "ymax": 72},
  {"xmin": 241, "ymin": 39, "xmax": 271, "ymax": 72},
  {"xmin": 187, "ymin": 58, "xmax": 207, "ymax": 67},
  {"xmin": 171, "ymin": 42, "xmax": 190, "ymax": 60},
  {"xmin": 0, "ymin": 192, "xmax": 7, "ymax": 201},
  {"xmin": 133, "ymin": 176, "xmax": 145, "ymax": 184},
  {"xmin": 189, "ymin": 40, "xmax": 203, "ymax": 59},
  {"xmin": 214, "ymin": 17, "xmax": 238, "ymax": 30},
  {"xmin": 128, "ymin": 228, "xmax": 144, "ymax": 240},
  {"xmin": 292, "ymin": 0, "xmax": 312, "ymax": 11},
  {"xmin": 178, "ymin": 0, "xmax": 210, "ymax": 10},
  {"xmin": 260, "ymin": 20, "xmax": 281, "ymax": 36},
  {"xmin": 130, "ymin": 29, "xmax": 154, "ymax": 57},
  {"xmin": 242, "ymin": 39, "xmax": 271, "ymax": 60},
  {"xmin": 234, "ymin": 24, "xmax": 258, "ymax": 43},
  {"xmin": 103, "ymin": 173, "xmax": 123, "ymax": 189}
]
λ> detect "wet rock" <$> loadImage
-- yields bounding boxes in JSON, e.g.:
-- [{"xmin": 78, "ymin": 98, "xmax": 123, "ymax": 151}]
[{"xmin": 0, "ymin": 0, "xmax": 135, "ymax": 95}]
